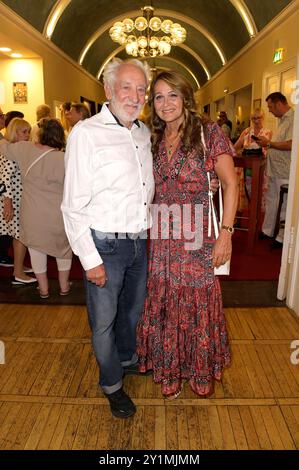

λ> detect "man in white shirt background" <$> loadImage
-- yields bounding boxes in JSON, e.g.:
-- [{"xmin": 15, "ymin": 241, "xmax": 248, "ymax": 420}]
[
  {"xmin": 257, "ymin": 92, "xmax": 294, "ymax": 247},
  {"xmin": 62, "ymin": 58, "xmax": 155, "ymax": 419}
]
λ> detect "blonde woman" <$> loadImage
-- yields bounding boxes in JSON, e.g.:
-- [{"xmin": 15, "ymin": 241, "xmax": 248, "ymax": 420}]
[
  {"xmin": 0, "ymin": 118, "xmax": 36, "ymax": 284},
  {"xmin": 59, "ymin": 102, "xmax": 71, "ymax": 138},
  {"xmin": 0, "ymin": 119, "xmax": 72, "ymax": 298},
  {"xmin": 234, "ymin": 108, "xmax": 272, "ymax": 154},
  {"xmin": 234, "ymin": 108, "xmax": 272, "ymax": 210}
]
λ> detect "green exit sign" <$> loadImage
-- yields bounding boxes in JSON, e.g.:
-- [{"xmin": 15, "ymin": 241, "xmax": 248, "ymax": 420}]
[{"xmin": 273, "ymin": 48, "xmax": 284, "ymax": 64}]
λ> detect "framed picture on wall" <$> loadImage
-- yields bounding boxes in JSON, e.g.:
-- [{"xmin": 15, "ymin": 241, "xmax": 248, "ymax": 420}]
[
  {"xmin": 13, "ymin": 82, "xmax": 28, "ymax": 104},
  {"xmin": 253, "ymin": 98, "xmax": 261, "ymax": 109}
]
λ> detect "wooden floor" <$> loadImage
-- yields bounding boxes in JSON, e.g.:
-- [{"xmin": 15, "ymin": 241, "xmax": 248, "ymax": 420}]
[{"xmin": 0, "ymin": 303, "xmax": 299, "ymax": 450}]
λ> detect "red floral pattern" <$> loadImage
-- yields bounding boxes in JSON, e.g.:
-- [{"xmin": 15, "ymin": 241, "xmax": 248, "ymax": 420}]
[{"xmin": 137, "ymin": 122, "xmax": 235, "ymax": 396}]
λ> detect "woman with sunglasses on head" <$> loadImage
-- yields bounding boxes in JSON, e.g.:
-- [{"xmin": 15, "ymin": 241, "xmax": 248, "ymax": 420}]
[{"xmin": 234, "ymin": 108, "xmax": 272, "ymax": 211}]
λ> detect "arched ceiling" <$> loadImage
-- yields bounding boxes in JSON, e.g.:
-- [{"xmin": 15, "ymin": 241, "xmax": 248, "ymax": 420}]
[{"xmin": 2, "ymin": 0, "xmax": 293, "ymax": 89}]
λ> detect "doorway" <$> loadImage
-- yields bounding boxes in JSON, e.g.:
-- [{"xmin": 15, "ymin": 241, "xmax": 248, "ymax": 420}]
[{"xmin": 262, "ymin": 58, "xmax": 297, "ymax": 300}]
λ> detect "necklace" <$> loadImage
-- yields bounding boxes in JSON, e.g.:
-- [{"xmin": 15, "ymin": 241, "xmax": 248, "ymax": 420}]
[{"xmin": 165, "ymin": 133, "xmax": 181, "ymax": 157}]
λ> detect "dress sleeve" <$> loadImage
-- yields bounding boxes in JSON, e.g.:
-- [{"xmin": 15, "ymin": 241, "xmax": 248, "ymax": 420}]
[
  {"xmin": 204, "ymin": 121, "xmax": 236, "ymax": 172},
  {"xmin": 0, "ymin": 140, "xmax": 24, "ymax": 163}
]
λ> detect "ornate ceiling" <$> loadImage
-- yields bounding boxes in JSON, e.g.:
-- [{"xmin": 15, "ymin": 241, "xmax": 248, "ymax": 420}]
[{"xmin": 1, "ymin": 0, "xmax": 293, "ymax": 89}]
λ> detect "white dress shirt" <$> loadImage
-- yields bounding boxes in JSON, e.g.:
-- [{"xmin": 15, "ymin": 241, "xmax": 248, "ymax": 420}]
[
  {"xmin": 267, "ymin": 108, "xmax": 294, "ymax": 179},
  {"xmin": 61, "ymin": 103, "xmax": 155, "ymax": 270}
]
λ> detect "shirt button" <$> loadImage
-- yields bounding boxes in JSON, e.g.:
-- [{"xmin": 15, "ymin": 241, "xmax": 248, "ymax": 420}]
[
  {"xmin": 136, "ymin": 145, "xmax": 138, "ymax": 149},
  {"xmin": 143, "ymin": 182, "xmax": 145, "ymax": 186},
  {"xmin": 144, "ymin": 202, "xmax": 147, "ymax": 206}
]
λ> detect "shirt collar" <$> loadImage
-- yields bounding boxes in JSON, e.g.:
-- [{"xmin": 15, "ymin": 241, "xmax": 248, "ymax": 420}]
[
  {"xmin": 102, "ymin": 102, "xmax": 140, "ymax": 128},
  {"xmin": 280, "ymin": 107, "xmax": 293, "ymax": 122}
]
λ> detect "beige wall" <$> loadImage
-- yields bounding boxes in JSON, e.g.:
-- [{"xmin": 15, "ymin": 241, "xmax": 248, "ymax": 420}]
[
  {"xmin": 0, "ymin": 3, "xmax": 105, "ymax": 122},
  {"xmin": 0, "ymin": 58, "xmax": 44, "ymax": 123},
  {"xmin": 40, "ymin": 47, "xmax": 105, "ymax": 109},
  {"xmin": 196, "ymin": 6, "xmax": 299, "ymax": 109}
]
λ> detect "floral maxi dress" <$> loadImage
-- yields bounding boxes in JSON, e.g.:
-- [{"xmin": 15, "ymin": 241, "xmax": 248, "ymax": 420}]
[{"xmin": 137, "ymin": 122, "xmax": 235, "ymax": 396}]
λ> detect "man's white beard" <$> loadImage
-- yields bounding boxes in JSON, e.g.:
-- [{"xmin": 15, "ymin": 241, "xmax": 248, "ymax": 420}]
[{"xmin": 110, "ymin": 97, "xmax": 142, "ymax": 124}]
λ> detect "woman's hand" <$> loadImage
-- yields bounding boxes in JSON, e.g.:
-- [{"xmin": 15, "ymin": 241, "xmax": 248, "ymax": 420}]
[
  {"xmin": 3, "ymin": 197, "xmax": 14, "ymax": 222},
  {"xmin": 255, "ymin": 136, "xmax": 270, "ymax": 147},
  {"xmin": 212, "ymin": 230, "xmax": 232, "ymax": 267}
]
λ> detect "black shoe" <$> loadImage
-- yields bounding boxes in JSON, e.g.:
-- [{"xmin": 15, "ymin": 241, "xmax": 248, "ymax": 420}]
[
  {"xmin": 0, "ymin": 256, "xmax": 14, "ymax": 267},
  {"xmin": 258, "ymin": 232, "xmax": 273, "ymax": 240},
  {"xmin": 105, "ymin": 388, "xmax": 136, "ymax": 418},
  {"xmin": 123, "ymin": 362, "xmax": 152, "ymax": 376}
]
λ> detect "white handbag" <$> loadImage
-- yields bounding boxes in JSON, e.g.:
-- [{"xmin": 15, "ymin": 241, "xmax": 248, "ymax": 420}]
[
  {"xmin": 207, "ymin": 173, "xmax": 230, "ymax": 275},
  {"xmin": 201, "ymin": 126, "xmax": 230, "ymax": 276}
]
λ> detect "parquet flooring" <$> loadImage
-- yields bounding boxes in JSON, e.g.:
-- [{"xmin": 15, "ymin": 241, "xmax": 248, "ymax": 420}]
[{"xmin": 0, "ymin": 304, "xmax": 299, "ymax": 449}]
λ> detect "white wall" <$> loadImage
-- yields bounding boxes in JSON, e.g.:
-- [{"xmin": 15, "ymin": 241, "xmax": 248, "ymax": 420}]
[
  {"xmin": 0, "ymin": 2, "xmax": 105, "ymax": 121},
  {"xmin": 0, "ymin": 58, "xmax": 44, "ymax": 124}
]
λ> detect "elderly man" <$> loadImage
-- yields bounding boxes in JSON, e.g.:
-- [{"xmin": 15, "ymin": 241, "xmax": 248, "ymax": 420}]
[
  {"xmin": 65, "ymin": 102, "xmax": 91, "ymax": 131},
  {"xmin": 257, "ymin": 92, "xmax": 294, "ymax": 246},
  {"xmin": 62, "ymin": 59, "xmax": 155, "ymax": 418}
]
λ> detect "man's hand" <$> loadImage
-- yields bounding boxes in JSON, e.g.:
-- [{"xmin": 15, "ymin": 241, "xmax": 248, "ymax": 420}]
[
  {"xmin": 86, "ymin": 264, "xmax": 107, "ymax": 287},
  {"xmin": 256, "ymin": 136, "xmax": 270, "ymax": 147}
]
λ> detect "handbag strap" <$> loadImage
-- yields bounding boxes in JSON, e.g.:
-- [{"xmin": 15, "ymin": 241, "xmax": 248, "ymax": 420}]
[
  {"xmin": 200, "ymin": 125, "xmax": 223, "ymax": 238},
  {"xmin": 25, "ymin": 148, "xmax": 55, "ymax": 177}
]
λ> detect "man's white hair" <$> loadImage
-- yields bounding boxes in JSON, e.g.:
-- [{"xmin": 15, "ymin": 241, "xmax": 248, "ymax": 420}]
[{"xmin": 103, "ymin": 58, "xmax": 151, "ymax": 89}]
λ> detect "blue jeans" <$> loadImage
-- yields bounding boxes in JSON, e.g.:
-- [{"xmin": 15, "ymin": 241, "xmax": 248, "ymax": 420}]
[{"xmin": 84, "ymin": 230, "xmax": 148, "ymax": 394}]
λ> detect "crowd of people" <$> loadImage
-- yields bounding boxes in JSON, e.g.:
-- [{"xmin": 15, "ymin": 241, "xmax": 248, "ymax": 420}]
[
  {"xmin": 218, "ymin": 92, "xmax": 293, "ymax": 248},
  {"xmin": 0, "ymin": 58, "xmax": 294, "ymax": 418},
  {"xmin": 0, "ymin": 100, "xmax": 90, "ymax": 292}
]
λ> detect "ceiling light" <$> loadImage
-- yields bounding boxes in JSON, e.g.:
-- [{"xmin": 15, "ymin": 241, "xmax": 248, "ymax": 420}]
[
  {"xmin": 10, "ymin": 53, "xmax": 23, "ymax": 58},
  {"xmin": 0, "ymin": 47, "xmax": 12, "ymax": 52},
  {"xmin": 109, "ymin": 6, "xmax": 186, "ymax": 58}
]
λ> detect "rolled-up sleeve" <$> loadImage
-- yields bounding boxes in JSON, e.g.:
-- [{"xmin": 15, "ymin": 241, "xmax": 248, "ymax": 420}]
[{"xmin": 61, "ymin": 125, "xmax": 103, "ymax": 270}]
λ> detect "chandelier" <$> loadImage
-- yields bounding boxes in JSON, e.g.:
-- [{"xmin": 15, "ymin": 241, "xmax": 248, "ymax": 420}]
[{"xmin": 109, "ymin": 6, "xmax": 187, "ymax": 58}]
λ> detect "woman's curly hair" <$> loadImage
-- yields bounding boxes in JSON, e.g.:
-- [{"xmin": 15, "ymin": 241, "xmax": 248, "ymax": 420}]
[
  {"xmin": 38, "ymin": 118, "xmax": 65, "ymax": 150},
  {"xmin": 148, "ymin": 70, "xmax": 204, "ymax": 156}
]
